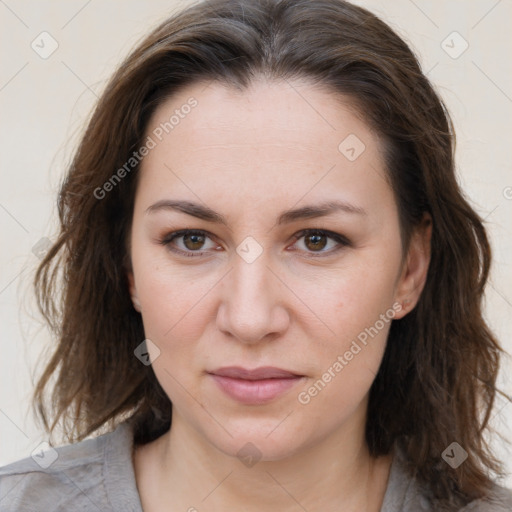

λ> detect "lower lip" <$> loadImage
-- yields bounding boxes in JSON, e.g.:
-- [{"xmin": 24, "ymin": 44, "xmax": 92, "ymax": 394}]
[{"xmin": 209, "ymin": 374, "xmax": 303, "ymax": 405}]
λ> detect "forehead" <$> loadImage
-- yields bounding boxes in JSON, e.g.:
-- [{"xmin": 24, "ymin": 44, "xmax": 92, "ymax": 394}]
[{"xmin": 137, "ymin": 78, "xmax": 393, "ymax": 216}]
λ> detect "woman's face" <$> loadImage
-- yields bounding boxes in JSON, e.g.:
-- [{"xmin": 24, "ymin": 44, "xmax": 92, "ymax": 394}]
[{"xmin": 128, "ymin": 79, "xmax": 430, "ymax": 460}]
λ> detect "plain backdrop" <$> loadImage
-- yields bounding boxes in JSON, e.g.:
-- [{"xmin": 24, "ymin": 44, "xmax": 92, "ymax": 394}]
[{"xmin": 1, "ymin": 0, "xmax": 511, "ymax": 488}]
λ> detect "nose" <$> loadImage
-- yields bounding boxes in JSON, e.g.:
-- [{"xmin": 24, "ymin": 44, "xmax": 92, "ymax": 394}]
[{"xmin": 216, "ymin": 253, "xmax": 290, "ymax": 345}]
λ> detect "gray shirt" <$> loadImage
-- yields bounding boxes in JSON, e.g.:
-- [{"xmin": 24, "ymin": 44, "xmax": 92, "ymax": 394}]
[{"xmin": 1, "ymin": 422, "xmax": 511, "ymax": 511}]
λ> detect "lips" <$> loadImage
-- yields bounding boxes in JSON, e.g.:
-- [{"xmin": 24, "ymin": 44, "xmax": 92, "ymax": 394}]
[
  {"xmin": 210, "ymin": 366, "xmax": 302, "ymax": 380},
  {"xmin": 208, "ymin": 366, "xmax": 304, "ymax": 405}
]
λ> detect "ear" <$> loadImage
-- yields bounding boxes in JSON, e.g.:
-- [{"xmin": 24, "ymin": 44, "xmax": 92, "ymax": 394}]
[
  {"xmin": 127, "ymin": 270, "xmax": 142, "ymax": 313},
  {"xmin": 393, "ymin": 213, "xmax": 432, "ymax": 319}
]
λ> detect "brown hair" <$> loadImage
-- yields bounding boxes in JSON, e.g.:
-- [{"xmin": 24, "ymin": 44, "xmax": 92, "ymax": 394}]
[{"xmin": 34, "ymin": 0, "xmax": 509, "ymax": 507}]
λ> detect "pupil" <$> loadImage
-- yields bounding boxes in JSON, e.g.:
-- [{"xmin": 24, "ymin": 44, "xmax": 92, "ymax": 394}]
[
  {"xmin": 184, "ymin": 233, "xmax": 204, "ymax": 250},
  {"xmin": 306, "ymin": 233, "xmax": 326, "ymax": 251}
]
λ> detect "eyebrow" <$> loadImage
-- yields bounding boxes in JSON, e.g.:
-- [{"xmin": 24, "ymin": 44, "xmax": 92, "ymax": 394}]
[{"xmin": 145, "ymin": 199, "xmax": 366, "ymax": 225}]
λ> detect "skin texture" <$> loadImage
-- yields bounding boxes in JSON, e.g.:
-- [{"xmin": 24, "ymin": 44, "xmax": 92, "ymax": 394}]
[{"xmin": 128, "ymin": 78, "xmax": 432, "ymax": 512}]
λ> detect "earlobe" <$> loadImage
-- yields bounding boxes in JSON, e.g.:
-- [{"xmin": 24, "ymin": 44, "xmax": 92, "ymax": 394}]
[
  {"xmin": 132, "ymin": 296, "xmax": 142, "ymax": 313},
  {"xmin": 127, "ymin": 271, "xmax": 142, "ymax": 313},
  {"xmin": 393, "ymin": 214, "xmax": 432, "ymax": 319}
]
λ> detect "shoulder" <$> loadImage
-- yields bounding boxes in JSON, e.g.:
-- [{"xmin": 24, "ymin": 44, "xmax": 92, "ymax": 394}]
[
  {"xmin": 458, "ymin": 485, "xmax": 512, "ymax": 511},
  {"xmin": 382, "ymin": 448, "xmax": 512, "ymax": 512},
  {"xmin": 0, "ymin": 422, "xmax": 142, "ymax": 512}
]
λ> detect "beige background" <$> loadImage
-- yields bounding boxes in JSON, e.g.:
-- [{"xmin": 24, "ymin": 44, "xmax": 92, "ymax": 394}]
[{"xmin": 1, "ymin": 0, "xmax": 511, "ymax": 487}]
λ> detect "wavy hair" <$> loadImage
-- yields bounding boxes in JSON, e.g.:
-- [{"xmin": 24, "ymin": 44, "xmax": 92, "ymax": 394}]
[{"xmin": 33, "ymin": 0, "xmax": 508, "ymax": 507}]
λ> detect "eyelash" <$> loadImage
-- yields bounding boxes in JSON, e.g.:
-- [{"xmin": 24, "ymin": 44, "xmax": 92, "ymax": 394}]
[{"xmin": 158, "ymin": 229, "xmax": 351, "ymax": 258}]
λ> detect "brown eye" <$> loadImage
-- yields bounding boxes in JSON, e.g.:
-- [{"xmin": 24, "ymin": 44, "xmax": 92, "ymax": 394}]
[
  {"xmin": 291, "ymin": 229, "xmax": 351, "ymax": 257},
  {"xmin": 182, "ymin": 232, "xmax": 206, "ymax": 250},
  {"xmin": 303, "ymin": 232, "xmax": 328, "ymax": 251},
  {"xmin": 160, "ymin": 229, "xmax": 218, "ymax": 257}
]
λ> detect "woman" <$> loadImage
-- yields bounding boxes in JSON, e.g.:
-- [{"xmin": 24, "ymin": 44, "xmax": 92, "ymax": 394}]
[{"xmin": 1, "ymin": 0, "xmax": 511, "ymax": 510}]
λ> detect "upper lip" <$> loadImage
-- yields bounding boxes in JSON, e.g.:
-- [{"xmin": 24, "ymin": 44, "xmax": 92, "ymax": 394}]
[{"xmin": 209, "ymin": 366, "xmax": 302, "ymax": 380}]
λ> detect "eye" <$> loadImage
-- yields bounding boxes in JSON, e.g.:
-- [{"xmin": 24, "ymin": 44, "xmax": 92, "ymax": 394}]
[
  {"xmin": 159, "ymin": 228, "xmax": 351, "ymax": 259},
  {"xmin": 159, "ymin": 229, "xmax": 219, "ymax": 257},
  {"xmin": 290, "ymin": 229, "xmax": 351, "ymax": 256}
]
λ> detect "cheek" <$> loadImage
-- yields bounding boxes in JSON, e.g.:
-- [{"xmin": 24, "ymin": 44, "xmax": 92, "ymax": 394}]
[
  {"xmin": 296, "ymin": 251, "xmax": 400, "ymax": 397},
  {"xmin": 315, "ymin": 254, "xmax": 400, "ymax": 331},
  {"xmin": 136, "ymin": 268, "xmax": 212, "ymax": 403},
  {"xmin": 297, "ymin": 313, "xmax": 391, "ymax": 421},
  {"xmin": 130, "ymin": 228, "xmax": 207, "ymax": 335},
  {"xmin": 138, "ymin": 271, "xmax": 211, "ymax": 342}
]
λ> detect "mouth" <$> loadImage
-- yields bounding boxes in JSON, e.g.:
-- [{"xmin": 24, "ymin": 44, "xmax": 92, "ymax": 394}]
[{"xmin": 207, "ymin": 366, "xmax": 305, "ymax": 405}]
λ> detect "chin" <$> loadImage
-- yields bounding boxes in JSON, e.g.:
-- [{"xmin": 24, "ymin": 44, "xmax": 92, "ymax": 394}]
[{"xmin": 201, "ymin": 417, "xmax": 310, "ymax": 463}]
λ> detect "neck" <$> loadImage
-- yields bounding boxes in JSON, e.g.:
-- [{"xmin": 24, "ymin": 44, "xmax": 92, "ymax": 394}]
[{"xmin": 134, "ymin": 409, "xmax": 393, "ymax": 512}]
